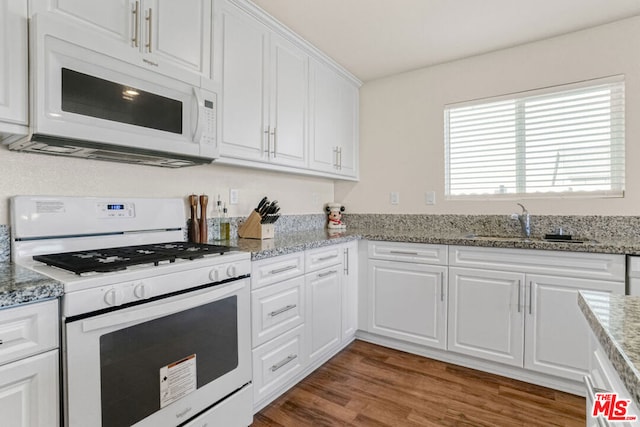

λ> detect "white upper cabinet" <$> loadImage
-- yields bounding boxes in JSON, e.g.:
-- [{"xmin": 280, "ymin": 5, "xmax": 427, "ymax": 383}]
[
  {"xmin": 309, "ymin": 58, "xmax": 359, "ymax": 178},
  {"xmin": 0, "ymin": 0, "xmax": 28, "ymax": 140},
  {"xmin": 30, "ymin": 0, "xmax": 212, "ymax": 84},
  {"xmin": 218, "ymin": 1, "xmax": 308, "ymax": 169}
]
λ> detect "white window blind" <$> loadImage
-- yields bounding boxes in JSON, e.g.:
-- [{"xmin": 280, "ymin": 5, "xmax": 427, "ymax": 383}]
[{"xmin": 445, "ymin": 77, "xmax": 625, "ymax": 198}]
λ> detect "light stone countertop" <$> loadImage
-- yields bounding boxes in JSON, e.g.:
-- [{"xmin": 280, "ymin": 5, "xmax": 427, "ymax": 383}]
[
  {"xmin": 0, "ymin": 262, "xmax": 63, "ymax": 309},
  {"xmin": 578, "ymin": 291, "xmax": 640, "ymax": 409}
]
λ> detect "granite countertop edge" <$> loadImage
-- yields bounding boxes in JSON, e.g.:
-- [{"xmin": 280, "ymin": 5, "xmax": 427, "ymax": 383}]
[
  {"xmin": 578, "ymin": 292, "xmax": 640, "ymax": 409},
  {"xmin": 0, "ymin": 263, "xmax": 64, "ymax": 310}
]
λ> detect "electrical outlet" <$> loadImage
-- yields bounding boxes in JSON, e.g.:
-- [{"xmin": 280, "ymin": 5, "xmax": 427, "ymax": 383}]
[
  {"xmin": 229, "ymin": 189, "xmax": 239, "ymax": 205},
  {"xmin": 426, "ymin": 191, "xmax": 436, "ymax": 205},
  {"xmin": 390, "ymin": 192, "xmax": 400, "ymax": 205}
]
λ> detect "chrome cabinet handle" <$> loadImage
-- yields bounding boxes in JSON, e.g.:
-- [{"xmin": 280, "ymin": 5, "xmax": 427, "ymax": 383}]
[
  {"xmin": 343, "ymin": 248, "xmax": 349, "ymax": 275},
  {"xmin": 318, "ymin": 270, "xmax": 336, "ymax": 278},
  {"xmin": 269, "ymin": 265, "xmax": 296, "ymax": 275},
  {"xmin": 440, "ymin": 274, "xmax": 445, "ymax": 302},
  {"xmin": 316, "ymin": 254, "xmax": 337, "ymax": 262},
  {"xmin": 0, "ymin": 339, "xmax": 3, "ymax": 345},
  {"xmin": 333, "ymin": 147, "xmax": 339, "ymax": 169},
  {"xmin": 269, "ymin": 304, "xmax": 297, "ymax": 317},
  {"xmin": 145, "ymin": 8, "xmax": 152, "ymax": 52},
  {"xmin": 271, "ymin": 354, "xmax": 297, "ymax": 372},
  {"xmin": 529, "ymin": 281, "xmax": 533, "ymax": 315},
  {"xmin": 264, "ymin": 126, "xmax": 271, "ymax": 154},
  {"xmin": 338, "ymin": 147, "xmax": 342, "ymax": 170},
  {"xmin": 584, "ymin": 375, "xmax": 611, "ymax": 427},
  {"xmin": 131, "ymin": 1, "xmax": 140, "ymax": 47},
  {"xmin": 389, "ymin": 250, "xmax": 419, "ymax": 256},
  {"xmin": 517, "ymin": 280, "xmax": 521, "ymax": 313},
  {"xmin": 271, "ymin": 127, "xmax": 277, "ymax": 157}
]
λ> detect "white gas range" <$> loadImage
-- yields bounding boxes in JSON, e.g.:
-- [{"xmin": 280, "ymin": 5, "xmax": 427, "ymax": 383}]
[{"xmin": 11, "ymin": 196, "xmax": 253, "ymax": 427}]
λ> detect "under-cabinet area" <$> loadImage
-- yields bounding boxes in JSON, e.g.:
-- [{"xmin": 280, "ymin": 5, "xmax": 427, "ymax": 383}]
[{"xmin": 359, "ymin": 240, "xmax": 626, "ymax": 395}]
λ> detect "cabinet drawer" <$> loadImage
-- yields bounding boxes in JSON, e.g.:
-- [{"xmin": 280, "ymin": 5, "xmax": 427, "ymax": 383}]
[
  {"xmin": 252, "ymin": 276, "xmax": 304, "ymax": 348},
  {"xmin": 449, "ymin": 246, "xmax": 625, "ymax": 281},
  {"xmin": 305, "ymin": 245, "xmax": 343, "ymax": 272},
  {"xmin": 252, "ymin": 252, "xmax": 305, "ymax": 290},
  {"xmin": 0, "ymin": 300, "xmax": 59, "ymax": 366},
  {"xmin": 252, "ymin": 324, "xmax": 306, "ymax": 405},
  {"xmin": 368, "ymin": 241, "xmax": 448, "ymax": 265}
]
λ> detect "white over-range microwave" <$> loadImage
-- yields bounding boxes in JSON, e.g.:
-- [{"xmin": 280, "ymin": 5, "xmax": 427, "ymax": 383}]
[{"xmin": 6, "ymin": 14, "xmax": 219, "ymax": 168}]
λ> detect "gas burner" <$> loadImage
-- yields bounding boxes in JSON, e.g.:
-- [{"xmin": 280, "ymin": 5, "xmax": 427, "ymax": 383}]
[{"xmin": 33, "ymin": 242, "xmax": 237, "ymax": 275}]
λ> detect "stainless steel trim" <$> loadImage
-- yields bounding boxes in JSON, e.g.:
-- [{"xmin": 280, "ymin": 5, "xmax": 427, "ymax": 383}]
[
  {"xmin": 318, "ymin": 270, "xmax": 336, "ymax": 278},
  {"xmin": 145, "ymin": 8, "xmax": 152, "ymax": 52},
  {"xmin": 271, "ymin": 354, "xmax": 297, "ymax": 372},
  {"xmin": 269, "ymin": 304, "xmax": 297, "ymax": 317},
  {"xmin": 131, "ymin": 1, "xmax": 140, "ymax": 47},
  {"xmin": 269, "ymin": 265, "xmax": 296, "ymax": 275},
  {"xmin": 389, "ymin": 250, "xmax": 419, "ymax": 256}
]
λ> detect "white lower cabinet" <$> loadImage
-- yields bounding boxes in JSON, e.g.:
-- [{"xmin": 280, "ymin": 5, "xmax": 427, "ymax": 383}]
[
  {"xmin": 369, "ymin": 259, "xmax": 448, "ymax": 349},
  {"xmin": 0, "ymin": 299, "xmax": 60, "ymax": 427},
  {"xmin": 250, "ymin": 241, "xmax": 358, "ymax": 411},
  {"xmin": 447, "ymin": 267, "xmax": 524, "ymax": 366},
  {"xmin": 305, "ymin": 265, "xmax": 343, "ymax": 364},
  {"xmin": 447, "ymin": 246, "xmax": 625, "ymax": 384}
]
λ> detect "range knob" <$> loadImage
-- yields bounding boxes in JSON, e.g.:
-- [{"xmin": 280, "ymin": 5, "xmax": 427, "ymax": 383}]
[
  {"xmin": 226, "ymin": 264, "xmax": 237, "ymax": 278},
  {"xmin": 209, "ymin": 268, "xmax": 220, "ymax": 282},
  {"xmin": 103, "ymin": 288, "xmax": 123, "ymax": 307},
  {"xmin": 133, "ymin": 282, "xmax": 150, "ymax": 299}
]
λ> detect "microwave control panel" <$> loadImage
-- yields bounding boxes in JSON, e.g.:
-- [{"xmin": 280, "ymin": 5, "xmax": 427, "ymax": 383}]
[{"xmin": 199, "ymin": 92, "xmax": 217, "ymax": 145}]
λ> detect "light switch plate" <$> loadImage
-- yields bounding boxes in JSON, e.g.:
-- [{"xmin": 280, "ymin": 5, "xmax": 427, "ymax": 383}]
[
  {"xmin": 229, "ymin": 189, "xmax": 239, "ymax": 205},
  {"xmin": 426, "ymin": 191, "xmax": 436, "ymax": 205},
  {"xmin": 390, "ymin": 192, "xmax": 400, "ymax": 205}
]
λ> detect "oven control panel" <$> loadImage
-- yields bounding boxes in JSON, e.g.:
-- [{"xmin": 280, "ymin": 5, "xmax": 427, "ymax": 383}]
[{"xmin": 96, "ymin": 202, "xmax": 136, "ymax": 218}]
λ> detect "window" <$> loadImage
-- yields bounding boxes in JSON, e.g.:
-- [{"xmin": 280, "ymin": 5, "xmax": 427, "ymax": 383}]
[{"xmin": 444, "ymin": 77, "xmax": 625, "ymax": 199}]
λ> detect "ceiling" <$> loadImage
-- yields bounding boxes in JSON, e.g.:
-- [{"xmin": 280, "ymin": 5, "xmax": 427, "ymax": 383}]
[{"xmin": 251, "ymin": 0, "xmax": 640, "ymax": 82}]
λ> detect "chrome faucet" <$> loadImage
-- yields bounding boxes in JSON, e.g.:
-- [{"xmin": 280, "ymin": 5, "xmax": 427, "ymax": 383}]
[{"xmin": 516, "ymin": 203, "xmax": 531, "ymax": 238}]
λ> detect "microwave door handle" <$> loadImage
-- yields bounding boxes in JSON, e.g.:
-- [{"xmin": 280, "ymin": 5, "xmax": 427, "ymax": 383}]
[{"xmin": 192, "ymin": 87, "xmax": 204, "ymax": 143}]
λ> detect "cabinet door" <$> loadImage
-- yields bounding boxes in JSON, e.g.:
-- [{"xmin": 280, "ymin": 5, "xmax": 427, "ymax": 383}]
[
  {"xmin": 0, "ymin": 0, "xmax": 28, "ymax": 132},
  {"xmin": 341, "ymin": 241, "xmax": 358, "ymax": 343},
  {"xmin": 524, "ymin": 274, "xmax": 623, "ymax": 381},
  {"xmin": 306, "ymin": 266, "xmax": 342, "ymax": 364},
  {"xmin": 268, "ymin": 34, "xmax": 308, "ymax": 168},
  {"xmin": 31, "ymin": 0, "xmax": 130, "ymax": 42},
  {"xmin": 369, "ymin": 259, "xmax": 447, "ymax": 349},
  {"xmin": 219, "ymin": 4, "xmax": 269, "ymax": 161},
  {"xmin": 448, "ymin": 267, "xmax": 524, "ymax": 366},
  {"xmin": 309, "ymin": 59, "xmax": 358, "ymax": 177},
  {"xmin": 0, "ymin": 349, "xmax": 60, "ymax": 427},
  {"xmin": 145, "ymin": 0, "xmax": 211, "ymax": 77}
]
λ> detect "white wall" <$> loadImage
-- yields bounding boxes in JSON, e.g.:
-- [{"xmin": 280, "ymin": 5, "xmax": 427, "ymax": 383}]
[
  {"xmin": 335, "ymin": 16, "xmax": 640, "ymax": 215},
  {"xmin": 0, "ymin": 149, "xmax": 334, "ymax": 225}
]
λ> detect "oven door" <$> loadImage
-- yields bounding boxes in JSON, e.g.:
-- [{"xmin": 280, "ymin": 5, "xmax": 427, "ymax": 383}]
[{"xmin": 64, "ymin": 278, "xmax": 251, "ymax": 427}]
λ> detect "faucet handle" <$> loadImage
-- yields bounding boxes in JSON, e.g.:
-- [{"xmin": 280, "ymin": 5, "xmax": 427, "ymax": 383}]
[
  {"xmin": 510, "ymin": 213, "xmax": 520, "ymax": 220},
  {"xmin": 517, "ymin": 203, "xmax": 527, "ymax": 213}
]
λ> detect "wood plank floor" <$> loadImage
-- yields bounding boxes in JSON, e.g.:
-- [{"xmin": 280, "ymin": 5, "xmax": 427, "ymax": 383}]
[{"xmin": 252, "ymin": 340, "xmax": 586, "ymax": 427}]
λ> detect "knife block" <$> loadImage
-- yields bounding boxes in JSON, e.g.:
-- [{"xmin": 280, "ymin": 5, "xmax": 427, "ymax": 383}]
[{"xmin": 238, "ymin": 211, "xmax": 275, "ymax": 240}]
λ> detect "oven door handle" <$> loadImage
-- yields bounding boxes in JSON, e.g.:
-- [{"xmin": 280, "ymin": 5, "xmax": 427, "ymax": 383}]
[{"xmin": 81, "ymin": 280, "xmax": 246, "ymax": 333}]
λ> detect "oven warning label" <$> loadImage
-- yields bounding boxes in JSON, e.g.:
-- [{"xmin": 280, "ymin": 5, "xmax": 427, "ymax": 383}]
[{"xmin": 159, "ymin": 354, "xmax": 197, "ymax": 409}]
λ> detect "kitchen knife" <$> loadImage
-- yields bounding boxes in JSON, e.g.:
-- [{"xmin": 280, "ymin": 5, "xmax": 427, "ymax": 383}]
[
  {"xmin": 255, "ymin": 196, "xmax": 268, "ymax": 213},
  {"xmin": 258, "ymin": 200, "xmax": 271, "ymax": 217}
]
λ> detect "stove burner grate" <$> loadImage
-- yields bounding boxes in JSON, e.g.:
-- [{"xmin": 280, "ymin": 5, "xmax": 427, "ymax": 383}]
[{"xmin": 33, "ymin": 242, "xmax": 236, "ymax": 275}]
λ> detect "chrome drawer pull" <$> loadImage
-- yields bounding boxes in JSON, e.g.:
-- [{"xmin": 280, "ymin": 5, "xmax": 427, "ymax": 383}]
[
  {"xmin": 269, "ymin": 304, "xmax": 297, "ymax": 317},
  {"xmin": 271, "ymin": 354, "xmax": 297, "ymax": 372},
  {"xmin": 316, "ymin": 254, "xmax": 338, "ymax": 262},
  {"xmin": 318, "ymin": 270, "xmax": 336, "ymax": 278},
  {"xmin": 0, "ymin": 339, "xmax": 3, "ymax": 345},
  {"xmin": 389, "ymin": 250, "xmax": 419, "ymax": 256},
  {"xmin": 269, "ymin": 265, "xmax": 296, "ymax": 275}
]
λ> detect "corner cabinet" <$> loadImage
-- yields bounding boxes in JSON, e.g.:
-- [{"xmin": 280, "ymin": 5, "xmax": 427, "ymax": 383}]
[
  {"xmin": 366, "ymin": 242, "xmax": 448, "ymax": 350},
  {"xmin": 30, "ymin": 0, "xmax": 212, "ymax": 85},
  {"xmin": 0, "ymin": 299, "xmax": 60, "ymax": 427},
  {"xmin": 309, "ymin": 58, "xmax": 359, "ymax": 178},
  {"xmin": 217, "ymin": 1, "xmax": 308, "ymax": 168},
  {"xmin": 0, "ymin": 0, "xmax": 28, "ymax": 141},
  {"xmin": 215, "ymin": 0, "xmax": 360, "ymax": 180}
]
